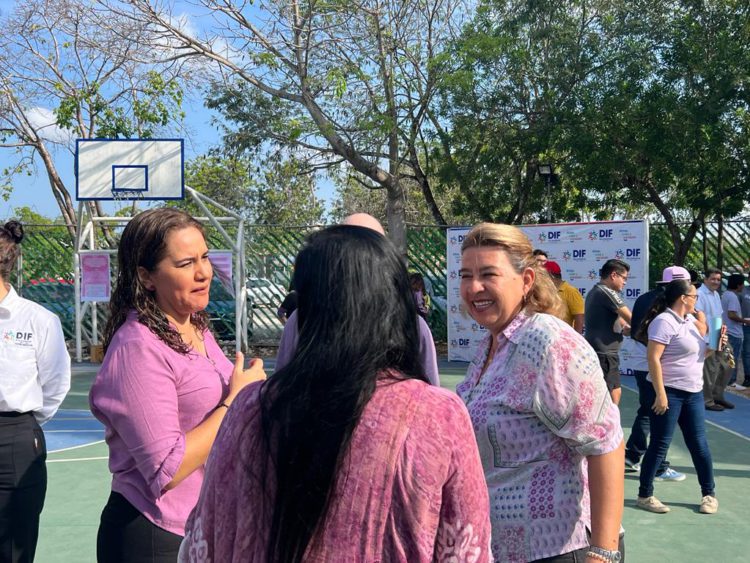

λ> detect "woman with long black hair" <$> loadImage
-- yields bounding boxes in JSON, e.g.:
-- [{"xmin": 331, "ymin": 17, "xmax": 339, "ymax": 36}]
[
  {"xmin": 635, "ymin": 279, "xmax": 720, "ymax": 515},
  {"xmin": 180, "ymin": 225, "xmax": 491, "ymax": 562}
]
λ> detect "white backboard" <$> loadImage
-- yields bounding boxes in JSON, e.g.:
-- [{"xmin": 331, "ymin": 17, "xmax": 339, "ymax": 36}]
[{"xmin": 76, "ymin": 139, "xmax": 184, "ymax": 200}]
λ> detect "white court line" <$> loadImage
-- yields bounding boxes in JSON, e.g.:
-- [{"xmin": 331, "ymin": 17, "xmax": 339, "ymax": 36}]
[
  {"xmin": 621, "ymin": 383, "xmax": 750, "ymax": 443},
  {"xmin": 48, "ymin": 439, "xmax": 105, "ymax": 454},
  {"xmin": 48, "ymin": 456, "xmax": 108, "ymax": 463}
]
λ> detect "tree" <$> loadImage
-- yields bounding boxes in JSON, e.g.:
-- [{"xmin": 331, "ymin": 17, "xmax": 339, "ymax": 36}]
[
  {"xmin": 0, "ymin": 0, "xmax": 187, "ymax": 240},
  {"xmin": 111, "ymin": 0, "xmax": 468, "ymax": 251},
  {"xmin": 436, "ymin": 0, "xmax": 622, "ymax": 224},
  {"xmin": 562, "ymin": 0, "xmax": 750, "ymax": 264}
]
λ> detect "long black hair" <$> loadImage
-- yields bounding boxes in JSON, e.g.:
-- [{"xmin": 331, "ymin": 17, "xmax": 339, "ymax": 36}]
[
  {"xmin": 259, "ymin": 225, "xmax": 426, "ymax": 562},
  {"xmin": 634, "ymin": 279, "xmax": 693, "ymax": 343}
]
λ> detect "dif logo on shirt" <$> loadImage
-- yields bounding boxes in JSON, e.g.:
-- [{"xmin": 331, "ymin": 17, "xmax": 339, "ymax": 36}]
[{"xmin": 3, "ymin": 329, "xmax": 33, "ymax": 347}]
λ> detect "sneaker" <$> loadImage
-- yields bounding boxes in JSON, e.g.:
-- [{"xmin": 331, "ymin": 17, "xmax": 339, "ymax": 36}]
[
  {"xmin": 625, "ymin": 458, "xmax": 641, "ymax": 473},
  {"xmin": 730, "ymin": 383, "xmax": 748, "ymax": 390},
  {"xmin": 699, "ymin": 495, "xmax": 719, "ymax": 514},
  {"xmin": 705, "ymin": 403, "xmax": 725, "ymax": 411},
  {"xmin": 636, "ymin": 496, "xmax": 670, "ymax": 513},
  {"xmin": 654, "ymin": 467, "xmax": 686, "ymax": 482},
  {"xmin": 715, "ymin": 399, "xmax": 735, "ymax": 409}
]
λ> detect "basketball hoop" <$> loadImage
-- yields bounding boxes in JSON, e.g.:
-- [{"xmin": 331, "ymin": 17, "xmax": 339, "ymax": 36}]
[{"xmin": 111, "ymin": 190, "xmax": 146, "ymax": 202}]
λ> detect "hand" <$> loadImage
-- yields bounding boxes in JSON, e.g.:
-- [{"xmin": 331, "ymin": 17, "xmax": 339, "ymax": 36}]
[
  {"xmin": 719, "ymin": 325, "xmax": 728, "ymax": 351},
  {"xmin": 622, "ymin": 324, "xmax": 631, "ymax": 336},
  {"xmin": 227, "ymin": 352, "xmax": 266, "ymax": 403},
  {"xmin": 694, "ymin": 310, "xmax": 706, "ymax": 323},
  {"xmin": 652, "ymin": 392, "xmax": 669, "ymax": 415}
]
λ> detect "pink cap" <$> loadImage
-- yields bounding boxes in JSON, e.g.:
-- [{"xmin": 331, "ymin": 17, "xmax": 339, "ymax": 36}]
[{"xmin": 660, "ymin": 266, "xmax": 690, "ymax": 283}]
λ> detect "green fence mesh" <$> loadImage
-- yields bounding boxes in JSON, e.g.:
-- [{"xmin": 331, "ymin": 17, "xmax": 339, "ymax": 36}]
[{"xmin": 8, "ymin": 220, "xmax": 750, "ymax": 350}]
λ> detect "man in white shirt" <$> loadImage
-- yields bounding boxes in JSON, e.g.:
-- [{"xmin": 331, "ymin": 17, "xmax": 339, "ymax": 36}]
[{"xmin": 696, "ymin": 268, "xmax": 733, "ymax": 407}]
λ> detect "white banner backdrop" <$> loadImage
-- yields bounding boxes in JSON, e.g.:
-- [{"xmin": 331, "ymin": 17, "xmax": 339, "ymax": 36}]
[{"xmin": 447, "ymin": 220, "xmax": 649, "ymax": 372}]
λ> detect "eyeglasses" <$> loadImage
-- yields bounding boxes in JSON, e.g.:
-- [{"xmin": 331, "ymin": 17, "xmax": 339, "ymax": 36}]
[
  {"xmin": 682, "ymin": 294, "xmax": 698, "ymax": 300},
  {"xmin": 615, "ymin": 272, "xmax": 629, "ymax": 282}
]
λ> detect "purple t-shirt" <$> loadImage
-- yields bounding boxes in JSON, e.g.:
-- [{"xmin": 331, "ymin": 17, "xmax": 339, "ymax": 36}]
[
  {"xmin": 647, "ymin": 309, "xmax": 706, "ymax": 393},
  {"xmin": 276, "ymin": 310, "xmax": 440, "ymax": 386},
  {"xmin": 90, "ymin": 312, "xmax": 233, "ymax": 535}
]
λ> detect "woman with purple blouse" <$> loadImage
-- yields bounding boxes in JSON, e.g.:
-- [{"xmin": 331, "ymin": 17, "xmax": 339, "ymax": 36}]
[
  {"xmin": 457, "ymin": 223, "xmax": 625, "ymax": 563},
  {"xmin": 89, "ymin": 208, "xmax": 265, "ymax": 562},
  {"xmin": 179, "ymin": 225, "xmax": 492, "ymax": 562}
]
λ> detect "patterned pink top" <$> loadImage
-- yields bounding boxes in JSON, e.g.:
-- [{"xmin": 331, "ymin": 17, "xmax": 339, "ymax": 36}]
[
  {"xmin": 180, "ymin": 376, "xmax": 492, "ymax": 562},
  {"xmin": 456, "ymin": 312, "xmax": 622, "ymax": 562}
]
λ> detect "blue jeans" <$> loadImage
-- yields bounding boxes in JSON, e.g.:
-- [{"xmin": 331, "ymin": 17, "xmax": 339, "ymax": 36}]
[
  {"xmin": 742, "ymin": 326, "xmax": 750, "ymax": 385},
  {"xmin": 625, "ymin": 371, "xmax": 669, "ymax": 473},
  {"xmin": 639, "ymin": 387, "xmax": 715, "ymax": 498},
  {"xmin": 727, "ymin": 334, "xmax": 744, "ymax": 385}
]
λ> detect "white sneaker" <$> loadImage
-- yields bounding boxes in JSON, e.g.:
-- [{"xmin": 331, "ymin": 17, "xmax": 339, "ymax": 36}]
[
  {"xmin": 732, "ymin": 383, "xmax": 748, "ymax": 390},
  {"xmin": 636, "ymin": 496, "xmax": 670, "ymax": 513},
  {"xmin": 699, "ymin": 495, "xmax": 719, "ymax": 514}
]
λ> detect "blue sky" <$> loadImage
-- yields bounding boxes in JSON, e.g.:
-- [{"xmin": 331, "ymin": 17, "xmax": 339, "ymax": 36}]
[{"xmin": 0, "ymin": 0, "xmax": 335, "ymax": 222}]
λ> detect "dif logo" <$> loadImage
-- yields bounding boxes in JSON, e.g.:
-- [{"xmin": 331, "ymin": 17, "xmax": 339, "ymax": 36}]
[
  {"xmin": 573, "ymin": 249, "xmax": 586, "ymax": 259},
  {"xmin": 626, "ymin": 248, "xmax": 641, "ymax": 259},
  {"xmin": 599, "ymin": 229, "xmax": 613, "ymax": 239},
  {"xmin": 578, "ymin": 287, "xmax": 587, "ymax": 296},
  {"xmin": 458, "ymin": 338, "xmax": 470, "ymax": 347},
  {"xmin": 626, "ymin": 288, "xmax": 641, "ymax": 298},
  {"xmin": 547, "ymin": 230, "xmax": 561, "ymax": 241}
]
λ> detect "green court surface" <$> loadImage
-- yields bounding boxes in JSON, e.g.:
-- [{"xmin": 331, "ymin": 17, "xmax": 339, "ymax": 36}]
[{"xmin": 36, "ymin": 365, "xmax": 748, "ymax": 562}]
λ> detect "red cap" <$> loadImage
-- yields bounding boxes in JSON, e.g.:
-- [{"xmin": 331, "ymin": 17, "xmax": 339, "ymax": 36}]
[{"xmin": 544, "ymin": 261, "xmax": 562, "ymax": 275}]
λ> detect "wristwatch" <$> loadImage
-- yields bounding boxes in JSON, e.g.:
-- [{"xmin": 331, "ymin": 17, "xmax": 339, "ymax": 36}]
[{"xmin": 587, "ymin": 546, "xmax": 622, "ymax": 562}]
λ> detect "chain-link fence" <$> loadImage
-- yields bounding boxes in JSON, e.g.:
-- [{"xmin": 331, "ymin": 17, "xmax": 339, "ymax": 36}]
[{"xmin": 10, "ymin": 220, "xmax": 750, "ymax": 351}]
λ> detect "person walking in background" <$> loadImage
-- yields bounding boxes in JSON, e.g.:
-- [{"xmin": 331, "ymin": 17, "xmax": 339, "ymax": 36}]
[
  {"xmin": 458, "ymin": 223, "xmax": 624, "ymax": 563},
  {"xmin": 532, "ymin": 248, "xmax": 548, "ymax": 265},
  {"xmin": 722, "ymin": 273, "xmax": 748, "ymax": 389},
  {"xmin": 276, "ymin": 284, "xmax": 297, "ymax": 325},
  {"xmin": 624, "ymin": 266, "xmax": 687, "ymax": 482},
  {"xmin": 585, "ymin": 258, "xmax": 633, "ymax": 405},
  {"xmin": 635, "ymin": 279, "xmax": 720, "ymax": 515},
  {"xmin": 695, "ymin": 267, "xmax": 733, "ymax": 404},
  {"xmin": 409, "ymin": 272, "xmax": 432, "ymax": 319},
  {"xmin": 741, "ymin": 275, "xmax": 750, "ymax": 388},
  {"xmin": 0, "ymin": 221, "xmax": 71, "ymax": 563},
  {"xmin": 180, "ymin": 225, "xmax": 492, "ymax": 562},
  {"xmin": 544, "ymin": 260, "xmax": 585, "ymax": 333},
  {"xmin": 89, "ymin": 208, "xmax": 265, "ymax": 562}
]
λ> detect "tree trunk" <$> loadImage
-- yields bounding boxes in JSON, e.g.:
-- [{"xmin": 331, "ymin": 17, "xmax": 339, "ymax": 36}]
[
  {"xmin": 37, "ymin": 143, "xmax": 77, "ymax": 241},
  {"xmin": 386, "ymin": 179, "xmax": 407, "ymax": 253}
]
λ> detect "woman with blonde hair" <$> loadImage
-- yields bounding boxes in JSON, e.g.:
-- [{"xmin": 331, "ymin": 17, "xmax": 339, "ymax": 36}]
[{"xmin": 457, "ymin": 223, "xmax": 625, "ymax": 563}]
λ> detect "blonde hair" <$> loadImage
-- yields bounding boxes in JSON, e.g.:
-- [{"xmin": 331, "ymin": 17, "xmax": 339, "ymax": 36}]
[{"xmin": 461, "ymin": 222, "xmax": 564, "ymax": 317}]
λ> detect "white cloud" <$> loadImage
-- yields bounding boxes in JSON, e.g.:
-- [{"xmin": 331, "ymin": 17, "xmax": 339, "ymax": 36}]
[{"xmin": 24, "ymin": 106, "xmax": 74, "ymax": 144}]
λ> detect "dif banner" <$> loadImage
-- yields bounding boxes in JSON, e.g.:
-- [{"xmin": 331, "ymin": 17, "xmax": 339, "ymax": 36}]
[{"xmin": 446, "ymin": 220, "xmax": 649, "ymax": 371}]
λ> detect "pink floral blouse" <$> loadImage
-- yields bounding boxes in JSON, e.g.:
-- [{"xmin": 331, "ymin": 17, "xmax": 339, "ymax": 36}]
[
  {"xmin": 180, "ymin": 376, "xmax": 492, "ymax": 562},
  {"xmin": 456, "ymin": 312, "xmax": 622, "ymax": 562}
]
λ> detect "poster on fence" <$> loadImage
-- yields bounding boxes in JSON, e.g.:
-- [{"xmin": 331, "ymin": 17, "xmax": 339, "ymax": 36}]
[
  {"xmin": 80, "ymin": 252, "xmax": 111, "ymax": 302},
  {"xmin": 209, "ymin": 251, "xmax": 234, "ymax": 296},
  {"xmin": 446, "ymin": 220, "xmax": 649, "ymax": 374}
]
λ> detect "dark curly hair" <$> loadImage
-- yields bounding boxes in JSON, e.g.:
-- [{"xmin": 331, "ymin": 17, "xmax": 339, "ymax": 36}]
[
  {"xmin": 103, "ymin": 208, "xmax": 209, "ymax": 354},
  {"xmin": 0, "ymin": 220, "xmax": 24, "ymax": 281}
]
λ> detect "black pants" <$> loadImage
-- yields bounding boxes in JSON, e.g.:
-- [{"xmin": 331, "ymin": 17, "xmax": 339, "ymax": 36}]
[
  {"xmin": 0, "ymin": 412, "xmax": 47, "ymax": 563},
  {"xmin": 97, "ymin": 492, "xmax": 182, "ymax": 563}
]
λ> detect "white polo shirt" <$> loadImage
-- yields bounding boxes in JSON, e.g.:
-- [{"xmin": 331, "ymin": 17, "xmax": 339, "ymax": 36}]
[{"xmin": 0, "ymin": 285, "xmax": 71, "ymax": 424}]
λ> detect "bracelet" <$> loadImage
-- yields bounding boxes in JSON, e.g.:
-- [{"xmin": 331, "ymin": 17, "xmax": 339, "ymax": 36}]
[
  {"xmin": 216, "ymin": 401, "xmax": 231, "ymax": 410},
  {"xmin": 586, "ymin": 546, "xmax": 622, "ymax": 562}
]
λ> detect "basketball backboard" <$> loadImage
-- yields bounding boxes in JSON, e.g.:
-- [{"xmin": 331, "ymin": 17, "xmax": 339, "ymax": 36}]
[{"xmin": 75, "ymin": 138, "xmax": 184, "ymax": 200}]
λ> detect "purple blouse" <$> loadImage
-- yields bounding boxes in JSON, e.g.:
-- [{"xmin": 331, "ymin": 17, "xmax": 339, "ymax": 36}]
[
  {"xmin": 89, "ymin": 312, "xmax": 233, "ymax": 535},
  {"xmin": 180, "ymin": 376, "xmax": 492, "ymax": 562},
  {"xmin": 456, "ymin": 312, "xmax": 622, "ymax": 562}
]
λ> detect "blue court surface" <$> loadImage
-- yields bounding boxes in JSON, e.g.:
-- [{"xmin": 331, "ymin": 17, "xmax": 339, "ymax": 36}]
[{"xmin": 42, "ymin": 409, "xmax": 104, "ymax": 452}]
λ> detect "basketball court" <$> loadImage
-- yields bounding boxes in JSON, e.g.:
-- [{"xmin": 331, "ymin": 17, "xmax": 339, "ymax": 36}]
[{"xmin": 35, "ymin": 361, "xmax": 748, "ymax": 562}]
